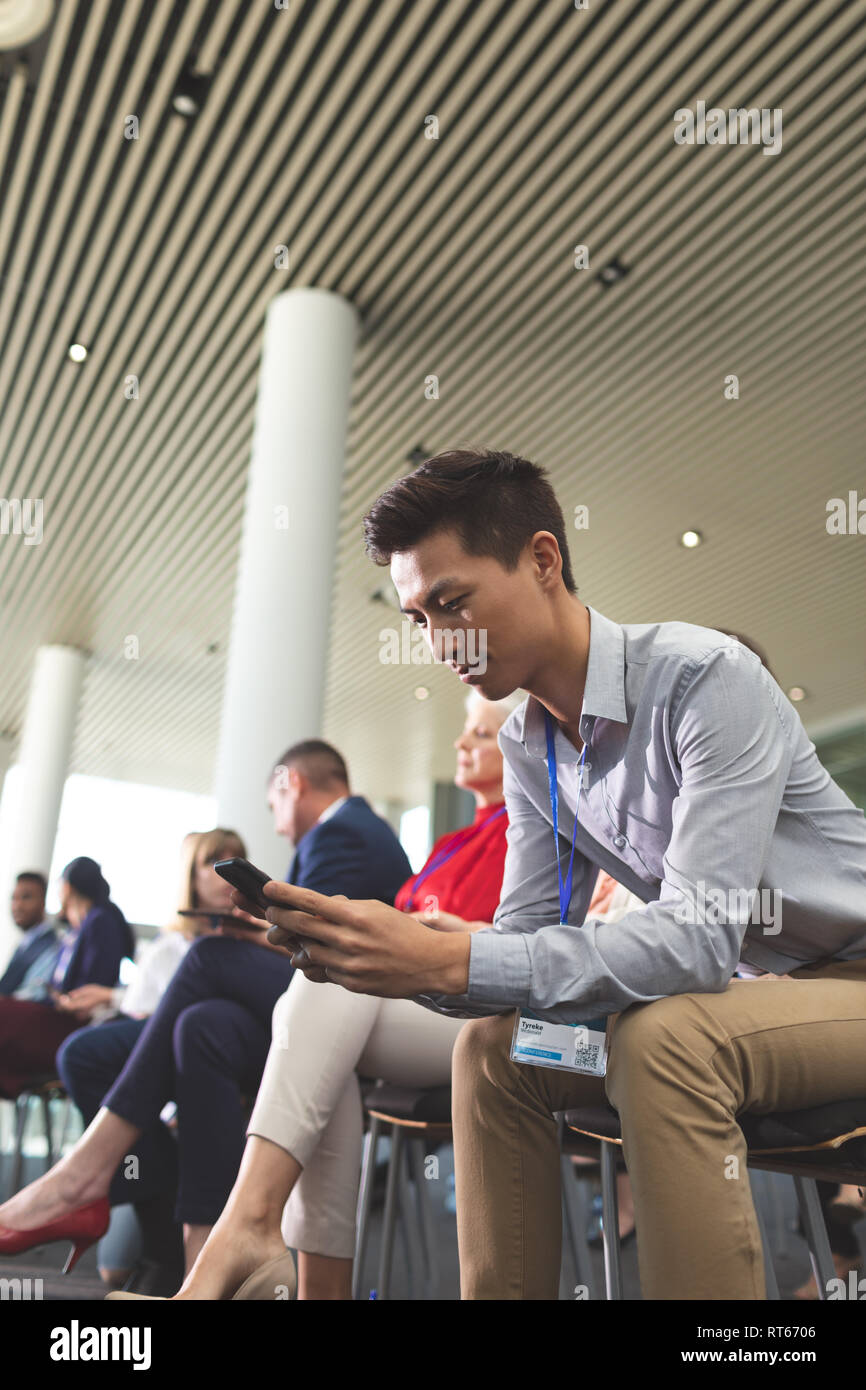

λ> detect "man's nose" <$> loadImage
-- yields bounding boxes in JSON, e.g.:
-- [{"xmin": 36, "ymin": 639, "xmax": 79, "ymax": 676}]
[{"xmin": 429, "ymin": 624, "xmax": 458, "ymax": 662}]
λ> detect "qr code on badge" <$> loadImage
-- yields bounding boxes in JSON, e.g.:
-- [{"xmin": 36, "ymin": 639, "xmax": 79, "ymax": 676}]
[{"xmin": 573, "ymin": 1042, "xmax": 601, "ymax": 1071}]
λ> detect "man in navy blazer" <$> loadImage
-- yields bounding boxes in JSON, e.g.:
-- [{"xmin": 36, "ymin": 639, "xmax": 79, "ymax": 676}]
[
  {"xmin": 0, "ymin": 872, "xmax": 57, "ymax": 997},
  {"xmin": 49, "ymin": 738, "xmax": 411, "ymax": 1290},
  {"xmin": 271, "ymin": 739, "xmax": 411, "ymax": 902}
]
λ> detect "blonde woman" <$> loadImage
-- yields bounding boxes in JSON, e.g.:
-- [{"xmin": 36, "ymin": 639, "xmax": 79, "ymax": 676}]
[{"xmin": 0, "ymin": 828, "xmax": 245, "ymax": 1293}]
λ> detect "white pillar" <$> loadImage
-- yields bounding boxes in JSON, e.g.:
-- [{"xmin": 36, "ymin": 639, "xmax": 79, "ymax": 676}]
[
  {"xmin": 214, "ymin": 288, "xmax": 359, "ymax": 873},
  {"xmin": 0, "ymin": 645, "xmax": 85, "ymax": 961},
  {"xmin": 0, "ymin": 734, "xmax": 13, "ymax": 801}
]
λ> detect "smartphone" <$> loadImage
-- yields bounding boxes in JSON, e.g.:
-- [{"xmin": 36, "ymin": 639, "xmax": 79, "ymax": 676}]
[{"xmin": 213, "ymin": 858, "xmax": 274, "ymax": 915}]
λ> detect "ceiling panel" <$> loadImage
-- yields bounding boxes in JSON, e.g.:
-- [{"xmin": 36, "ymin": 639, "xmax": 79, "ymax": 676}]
[{"xmin": 0, "ymin": 0, "xmax": 863, "ymax": 811}]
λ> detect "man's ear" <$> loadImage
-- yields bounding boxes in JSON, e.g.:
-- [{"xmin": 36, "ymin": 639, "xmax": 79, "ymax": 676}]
[
  {"xmin": 289, "ymin": 766, "xmax": 306, "ymax": 796},
  {"xmin": 530, "ymin": 531, "xmax": 563, "ymax": 589}
]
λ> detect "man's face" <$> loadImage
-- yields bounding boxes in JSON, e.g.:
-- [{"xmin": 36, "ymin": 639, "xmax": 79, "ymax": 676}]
[
  {"xmin": 391, "ymin": 528, "xmax": 555, "ymax": 700},
  {"xmin": 11, "ymin": 878, "xmax": 46, "ymax": 929}
]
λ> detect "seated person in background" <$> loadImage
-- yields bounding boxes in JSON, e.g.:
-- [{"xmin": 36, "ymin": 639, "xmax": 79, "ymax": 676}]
[
  {"xmin": 0, "ymin": 741, "xmax": 411, "ymax": 1282},
  {"xmin": 113, "ymin": 688, "xmax": 519, "ymax": 1302},
  {"xmin": 55, "ymin": 827, "xmax": 246, "ymax": 1293},
  {"xmin": 0, "ymin": 857, "xmax": 133, "ymax": 1099},
  {"xmin": 0, "ymin": 871, "xmax": 58, "ymax": 1000}
]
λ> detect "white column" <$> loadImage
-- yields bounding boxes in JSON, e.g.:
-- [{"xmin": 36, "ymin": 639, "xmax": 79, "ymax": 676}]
[
  {"xmin": 0, "ymin": 645, "xmax": 85, "ymax": 962},
  {"xmin": 0, "ymin": 734, "xmax": 13, "ymax": 801},
  {"xmin": 214, "ymin": 288, "xmax": 359, "ymax": 873}
]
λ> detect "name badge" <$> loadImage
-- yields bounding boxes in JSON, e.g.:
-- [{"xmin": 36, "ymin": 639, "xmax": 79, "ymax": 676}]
[{"xmin": 510, "ymin": 931, "xmax": 609, "ymax": 1077}]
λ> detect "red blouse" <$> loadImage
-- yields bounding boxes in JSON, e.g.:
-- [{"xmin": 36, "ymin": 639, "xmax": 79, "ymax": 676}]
[{"xmin": 394, "ymin": 801, "xmax": 509, "ymax": 925}]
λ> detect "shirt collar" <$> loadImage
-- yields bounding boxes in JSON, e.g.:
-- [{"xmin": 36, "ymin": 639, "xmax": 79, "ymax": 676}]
[
  {"xmin": 519, "ymin": 605, "xmax": 627, "ymax": 761},
  {"xmin": 316, "ymin": 794, "xmax": 349, "ymax": 826}
]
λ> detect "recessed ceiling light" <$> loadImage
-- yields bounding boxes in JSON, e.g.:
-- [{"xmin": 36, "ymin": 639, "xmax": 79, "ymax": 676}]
[
  {"xmin": 597, "ymin": 257, "xmax": 629, "ymax": 289},
  {"xmin": 414, "ymin": 686, "xmax": 430, "ymax": 701},
  {"xmin": 788, "ymin": 686, "xmax": 807, "ymax": 702},
  {"xmin": 172, "ymin": 70, "xmax": 210, "ymax": 118},
  {"xmin": 67, "ymin": 342, "xmax": 88, "ymax": 362},
  {"xmin": 0, "ymin": 0, "xmax": 53, "ymax": 51},
  {"xmin": 680, "ymin": 529, "xmax": 702, "ymax": 548}
]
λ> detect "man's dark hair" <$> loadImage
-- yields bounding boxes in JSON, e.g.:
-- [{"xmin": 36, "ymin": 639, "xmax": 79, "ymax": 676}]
[
  {"xmin": 363, "ymin": 447, "xmax": 577, "ymax": 594},
  {"xmin": 15, "ymin": 870, "xmax": 47, "ymax": 895},
  {"xmin": 271, "ymin": 739, "xmax": 350, "ymax": 791}
]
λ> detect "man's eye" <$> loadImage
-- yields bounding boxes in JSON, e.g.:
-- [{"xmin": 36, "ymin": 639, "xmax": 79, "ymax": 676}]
[{"xmin": 443, "ymin": 595, "xmax": 468, "ymax": 612}]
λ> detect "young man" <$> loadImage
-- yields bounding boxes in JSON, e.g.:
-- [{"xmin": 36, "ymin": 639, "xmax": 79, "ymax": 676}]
[
  {"xmin": 256, "ymin": 447, "xmax": 866, "ymax": 1300},
  {"xmin": 0, "ymin": 871, "xmax": 57, "ymax": 999}
]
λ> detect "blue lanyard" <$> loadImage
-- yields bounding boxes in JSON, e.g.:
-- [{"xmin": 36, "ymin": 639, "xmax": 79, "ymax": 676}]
[
  {"xmin": 544, "ymin": 710, "xmax": 587, "ymax": 923},
  {"xmin": 404, "ymin": 805, "xmax": 506, "ymax": 911}
]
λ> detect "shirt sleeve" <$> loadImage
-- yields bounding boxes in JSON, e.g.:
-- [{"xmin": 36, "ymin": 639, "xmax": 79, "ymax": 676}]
[{"xmin": 423, "ymin": 649, "xmax": 796, "ymax": 1023}]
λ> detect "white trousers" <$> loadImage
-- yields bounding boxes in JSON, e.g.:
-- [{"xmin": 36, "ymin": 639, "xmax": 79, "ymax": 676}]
[{"xmin": 247, "ymin": 970, "xmax": 467, "ymax": 1258}]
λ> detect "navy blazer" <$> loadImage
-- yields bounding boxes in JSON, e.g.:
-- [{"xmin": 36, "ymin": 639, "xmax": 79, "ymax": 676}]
[
  {"xmin": 287, "ymin": 795, "xmax": 411, "ymax": 904},
  {"xmin": 56, "ymin": 902, "xmax": 136, "ymax": 993},
  {"xmin": 0, "ymin": 921, "xmax": 58, "ymax": 996}
]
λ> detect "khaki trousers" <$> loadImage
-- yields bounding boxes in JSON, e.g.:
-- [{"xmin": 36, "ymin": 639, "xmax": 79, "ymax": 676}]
[{"xmin": 451, "ymin": 955, "xmax": 866, "ymax": 1299}]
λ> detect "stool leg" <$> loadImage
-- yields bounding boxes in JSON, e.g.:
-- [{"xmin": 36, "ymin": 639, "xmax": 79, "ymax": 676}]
[
  {"xmin": 766, "ymin": 1170, "xmax": 790, "ymax": 1259},
  {"xmin": 10, "ymin": 1094, "xmax": 30, "ymax": 1197},
  {"xmin": 749, "ymin": 1169, "xmax": 781, "ymax": 1300},
  {"xmin": 41, "ymin": 1094, "xmax": 54, "ymax": 1172},
  {"xmin": 600, "ymin": 1141, "xmax": 624, "ymax": 1300},
  {"xmin": 353, "ymin": 1116, "xmax": 381, "ymax": 1300},
  {"xmin": 560, "ymin": 1157, "xmax": 595, "ymax": 1298},
  {"xmin": 793, "ymin": 1174, "xmax": 836, "ymax": 1300},
  {"xmin": 56, "ymin": 1097, "xmax": 72, "ymax": 1156},
  {"xmin": 408, "ymin": 1137, "xmax": 440, "ymax": 1299},
  {"xmin": 377, "ymin": 1126, "xmax": 404, "ymax": 1301},
  {"xmin": 397, "ymin": 1138, "xmax": 422, "ymax": 1297}
]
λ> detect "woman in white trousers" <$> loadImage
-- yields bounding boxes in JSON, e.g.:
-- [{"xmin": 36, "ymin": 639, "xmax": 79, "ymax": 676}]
[{"xmin": 122, "ymin": 690, "xmax": 521, "ymax": 1300}]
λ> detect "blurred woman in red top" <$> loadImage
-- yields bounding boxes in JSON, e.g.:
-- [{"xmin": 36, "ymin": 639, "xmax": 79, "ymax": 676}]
[
  {"xmin": 394, "ymin": 705, "xmax": 510, "ymax": 929},
  {"xmin": 106, "ymin": 689, "xmax": 520, "ymax": 1302}
]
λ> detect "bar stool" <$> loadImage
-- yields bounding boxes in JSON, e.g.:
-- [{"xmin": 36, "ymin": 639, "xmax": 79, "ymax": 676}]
[
  {"xmin": 6, "ymin": 1077, "xmax": 70, "ymax": 1198},
  {"xmin": 565, "ymin": 1096, "xmax": 866, "ymax": 1300},
  {"xmin": 354, "ymin": 1081, "xmax": 452, "ymax": 1300},
  {"xmin": 353, "ymin": 1083, "xmax": 599, "ymax": 1299}
]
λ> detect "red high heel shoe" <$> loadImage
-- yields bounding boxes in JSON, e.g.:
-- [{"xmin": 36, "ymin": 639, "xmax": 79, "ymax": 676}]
[{"xmin": 0, "ymin": 1196, "xmax": 110, "ymax": 1273}]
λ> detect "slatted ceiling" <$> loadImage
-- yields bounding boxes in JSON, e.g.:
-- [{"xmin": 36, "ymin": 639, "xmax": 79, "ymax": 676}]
[{"xmin": 0, "ymin": 3, "xmax": 861, "ymax": 812}]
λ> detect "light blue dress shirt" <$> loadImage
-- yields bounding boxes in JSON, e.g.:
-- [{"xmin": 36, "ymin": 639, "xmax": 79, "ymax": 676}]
[{"xmin": 416, "ymin": 606, "xmax": 866, "ymax": 1024}]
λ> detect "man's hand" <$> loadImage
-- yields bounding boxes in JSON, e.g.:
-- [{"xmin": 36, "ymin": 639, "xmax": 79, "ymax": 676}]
[
  {"xmin": 216, "ymin": 922, "xmax": 294, "ymax": 955},
  {"xmin": 218, "ymin": 898, "xmax": 295, "ymax": 956},
  {"xmin": 408, "ymin": 908, "xmax": 488, "ymax": 933},
  {"xmin": 256, "ymin": 882, "xmax": 472, "ymax": 998}
]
